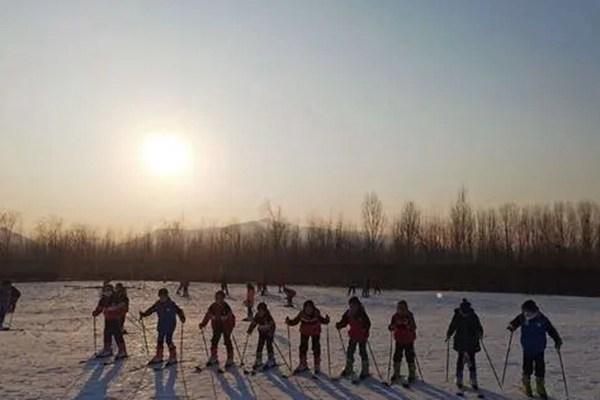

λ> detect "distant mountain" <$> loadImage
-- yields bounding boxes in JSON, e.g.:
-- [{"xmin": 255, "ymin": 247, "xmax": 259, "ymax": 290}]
[{"xmin": 0, "ymin": 228, "xmax": 36, "ymax": 250}]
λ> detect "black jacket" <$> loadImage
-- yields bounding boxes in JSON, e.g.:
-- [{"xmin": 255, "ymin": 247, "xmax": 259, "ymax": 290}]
[{"xmin": 447, "ymin": 308, "xmax": 483, "ymax": 353}]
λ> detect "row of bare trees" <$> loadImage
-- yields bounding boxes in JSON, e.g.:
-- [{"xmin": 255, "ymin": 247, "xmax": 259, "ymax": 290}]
[{"xmin": 2, "ymin": 190, "xmax": 600, "ymax": 281}]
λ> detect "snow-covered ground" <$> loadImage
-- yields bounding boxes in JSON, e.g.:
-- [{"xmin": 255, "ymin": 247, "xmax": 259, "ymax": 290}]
[{"xmin": 1, "ymin": 281, "xmax": 598, "ymax": 400}]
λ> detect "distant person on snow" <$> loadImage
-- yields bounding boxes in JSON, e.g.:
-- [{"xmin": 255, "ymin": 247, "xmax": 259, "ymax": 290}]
[
  {"xmin": 260, "ymin": 281, "xmax": 268, "ymax": 296},
  {"xmin": 243, "ymin": 283, "xmax": 256, "ymax": 321},
  {"xmin": 373, "ymin": 280, "xmax": 382, "ymax": 295},
  {"xmin": 347, "ymin": 282, "xmax": 357, "ymax": 296},
  {"xmin": 0, "ymin": 280, "xmax": 21, "ymax": 330},
  {"xmin": 247, "ymin": 302, "xmax": 276, "ymax": 370},
  {"xmin": 446, "ymin": 298, "xmax": 483, "ymax": 392},
  {"xmin": 283, "ymin": 285, "xmax": 296, "ymax": 308},
  {"xmin": 176, "ymin": 281, "xmax": 190, "ymax": 298},
  {"xmin": 92, "ymin": 284, "xmax": 128, "ymax": 359},
  {"xmin": 199, "ymin": 290, "xmax": 236, "ymax": 367},
  {"xmin": 220, "ymin": 280, "xmax": 229, "ymax": 296},
  {"xmin": 140, "ymin": 288, "xmax": 186, "ymax": 365},
  {"xmin": 336, "ymin": 296, "xmax": 371, "ymax": 380},
  {"xmin": 388, "ymin": 300, "xmax": 417, "ymax": 384},
  {"xmin": 286, "ymin": 300, "xmax": 330, "ymax": 374},
  {"xmin": 361, "ymin": 279, "xmax": 371, "ymax": 298},
  {"xmin": 508, "ymin": 300, "xmax": 562, "ymax": 400},
  {"xmin": 114, "ymin": 283, "xmax": 129, "ymax": 334}
]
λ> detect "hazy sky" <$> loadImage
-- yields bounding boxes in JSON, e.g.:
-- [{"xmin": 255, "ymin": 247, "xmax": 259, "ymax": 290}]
[{"xmin": 1, "ymin": 1, "xmax": 599, "ymax": 230}]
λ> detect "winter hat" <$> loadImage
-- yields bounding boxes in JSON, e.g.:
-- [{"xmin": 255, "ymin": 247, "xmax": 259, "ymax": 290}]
[
  {"xmin": 158, "ymin": 288, "xmax": 169, "ymax": 297},
  {"xmin": 257, "ymin": 302, "xmax": 268, "ymax": 311},
  {"xmin": 459, "ymin": 298, "xmax": 472, "ymax": 312},
  {"xmin": 215, "ymin": 290, "xmax": 226, "ymax": 299},
  {"xmin": 521, "ymin": 300, "xmax": 539, "ymax": 312},
  {"xmin": 349, "ymin": 296, "xmax": 361, "ymax": 307},
  {"xmin": 303, "ymin": 300, "xmax": 316, "ymax": 310}
]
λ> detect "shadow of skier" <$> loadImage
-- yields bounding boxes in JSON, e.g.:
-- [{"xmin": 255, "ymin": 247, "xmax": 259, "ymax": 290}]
[
  {"xmin": 153, "ymin": 367, "xmax": 177, "ymax": 399},
  {"xmin": 215, "ymin": 368, "xmax": 255, "ymax": 400},
  {"xmin": 72, "ymin": 361, "xmax": 124, "ymax": 399}
]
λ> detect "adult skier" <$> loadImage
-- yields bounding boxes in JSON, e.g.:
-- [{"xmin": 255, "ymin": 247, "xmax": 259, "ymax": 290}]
[{"xmin": 0, "ymin": 280, "xmax": 21, "ymax": 330}]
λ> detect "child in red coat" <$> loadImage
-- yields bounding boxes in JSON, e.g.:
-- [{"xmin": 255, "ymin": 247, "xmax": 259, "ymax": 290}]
[
  {"xmin": 286, "ymin": 300, "xmax": 330, "ymax": 373},
  {"xmin": 388, "ymin": 300, "xmax": 417, "ymax": 383},
  {"xmin": 199, "ymin": 290, "xmax": 236, "ymax": 367},
  {"xmin": 336, "ymin": 296, "xmax": 371, "ymax": 379},
  {"xmin": 92, "ymin": 284, "xmax": 128, "ymax": 359}
]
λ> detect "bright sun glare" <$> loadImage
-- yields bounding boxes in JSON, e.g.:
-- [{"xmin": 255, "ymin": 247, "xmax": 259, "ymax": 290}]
[{"xmin": 141, "ymin": 135, "xmax": 191, "ymax": 177}]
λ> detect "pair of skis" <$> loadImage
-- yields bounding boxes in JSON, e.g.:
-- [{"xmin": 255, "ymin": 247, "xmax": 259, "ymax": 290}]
[{"xmin": 456, "ymin": 386, "xmax": 485, "ymax": 398}]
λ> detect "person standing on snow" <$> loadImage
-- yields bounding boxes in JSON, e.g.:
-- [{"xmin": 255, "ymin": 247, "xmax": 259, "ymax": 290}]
[
  {"xmin": 140, "ymin": 288, "xmax": 186, "ymax": 365},
  {"xmin": 446, "ymin": 298, "xmax": 483, "ymax": 392},
  {"xmin": 114, "ymin": 283, "xmax": 129, "ymax": 334},
  {"xmin": 247, "ymin": 302, "xmax": 277, "ymax": 371},
  {"xmin": 199, "ymin": 290, "xmax": 236, "ymax": 368},
  {"xmin": 92, "ymin": 284, "xmax": 128, "ymax": 359},
  {"xmin": 286, "ymin": 300, "xmax": 330, "ymax": 374},
  {"xmin": 508, "ymin": 300, "xmax": 562, "ymax": 400},
  {"xmin": 0, "ymin": 280, "xmax": 21, "ymax": 330},
  {"xmin": 283, "ymin": 285, "xmax": 296, "ymax": 308},
  {"xmin": 243, "ymin": 283, "xmax": 256, "ymax": 321},
  {"xmin": 388, "ymin": 300, "xmax": 417, "ymax": 384},
  {"xmin": 336, "ymin": 296, "xmax": 371, "ymax": 380}
]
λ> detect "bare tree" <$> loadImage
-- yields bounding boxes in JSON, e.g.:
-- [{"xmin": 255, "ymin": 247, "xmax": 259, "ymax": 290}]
[
  {"xmin": 361, "ymin": 192, "xmax": 386, "ymax": 253},
  {"xmin": 391, "ymin": 201, "xmax": 421, "ymax": 260},
  {"xmin": 450, "ymin": 188, "xmax": 475, "ymax": 259},
  {"xmin": 0, "ymin": 210, "xmax": 20, "ymax": 260}
]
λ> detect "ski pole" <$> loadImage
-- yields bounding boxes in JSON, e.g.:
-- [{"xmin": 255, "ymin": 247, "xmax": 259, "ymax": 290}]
[
  {"xmin": 240, "ymin": 333, "xmax": 250, "ymax": 367},
  {"xmin": 273, "ymin": 340, "xmax": 293, "ymax": 373},
  {"xmin": 337, "ymin": 328, "xmax": 347, "ymax": 354},
  {"xmin": 232, "ymin": 334, "xmax": 243, "ymax": 364},
  {"xmin": 445, "ymin": 338, "xmax": 450, "ymax": 383},
  {"xmin": 179, "ymin": 323, "xmax": 184, "ymax": 363},
  {"xmin": 501, "ymin": 330, "xmax": 514, "ymax": 386},
  {"xmin": 557, "ymin": 348, "xmax": 570, "ymax": 400},
  {"xmin": 93, "ymin": 316, "xmax": 98, "ymax": 354},
  {"xmin": 415, "ymin": 352, "xmax": 425, "ymax": 382},
  {"xmin": 480, "ymin": 338, "xmax": 503, "ymax": 390},
  {"xmin": 367, "ymin": 340, "xmax": 384, "ymax": 382},
  {"xmin": 326, "ymin": 325, "xmax": 332, "ymax": 377},
  {"xmin": 287, "ymin": 324, "xmax": 293, "ymax": 369},
  {"xmin": 200, "ymin": 328, "xmax": 210, "ymax": 359},
  {"xmin": 139, "ymin": 315, "xmax": 149, "ymax": 355},
  {"xmin": 386, "ymin": 332, "xmax": 393, "ymax": 383}
]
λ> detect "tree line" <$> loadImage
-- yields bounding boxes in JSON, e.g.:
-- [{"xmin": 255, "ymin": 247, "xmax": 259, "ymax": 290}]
[{"xmin": 1, "ymin": 189, "xmax": 599, "ymax": 295}]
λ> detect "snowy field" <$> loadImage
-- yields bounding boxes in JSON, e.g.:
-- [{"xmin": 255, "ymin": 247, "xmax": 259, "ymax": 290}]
[{"xmin": 1, "ymin": 281, "xmax": 598, "ymax": 400}]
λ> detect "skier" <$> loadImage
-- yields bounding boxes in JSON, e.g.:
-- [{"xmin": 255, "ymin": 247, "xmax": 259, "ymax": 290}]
[
  {"xmin": 247, "ymin": 302, "xmax": 276, "ymax": 371},
  {"xmin": 140, "ymin": 288, "xmax": 186, "ymax": 365},
  {"xmin": 507, "ymin": 300, "xmax": 562, "ymax": 399},
  {"xmin": 361, "ymin": 279, "xmax": 370, "ymax": 298},
  {"xmin": 220, "ymin": 279, "xmax": 229, "ymax": 296},
  {"xmin": 176, "ymin": 281, "xmax": 190, "ymax": 298},
  {"xmin": 285, "ymin": 300, "xmax": 330, "ymax": 374},
  {"xmin": 259, "ymin": 281, "xmax": 268, "ymax": 296},
  {"xmin": 336, "ymin": 296, "xmax": 371, "ymax": 381},
  {"xmin": 0, "ymin": 280, "xmax": 21, "ymax": 330},
  {"xmin": 446, "ymin": 298, "xmax": 484, "ymax": 393},
  {"xmin": 347, "ymin": 282, "xmax": 357, "ymax": 296},
  {"xmin": 388, "ymin": 300, "xmax": 417, "ymax": 385},
  {"xmin": 243, "ymin": 283, "xmax": 256, "ymax": 321},
  {"xmin": 283, "ymin": 285, "xmax": 296, "ymax": 308},
  {"xmin": 373, "ymin": 280, "xmax": 382, "ymax": 295},
  {"xmin": 199, "ymin": 290, "xmax": 236, "ymax": 367},
  {"xmin": 114, "ymin": 283, "xmax": 129, "ymax": 334},
  {"xmin": 92, "ymin": 284, "xmax": 128, "ymax": 359}
]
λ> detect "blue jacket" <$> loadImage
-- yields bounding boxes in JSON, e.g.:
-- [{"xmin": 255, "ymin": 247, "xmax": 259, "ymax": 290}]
[
  {"xmin": 141, "ymin": 299, "xmax": 185, "ymax": 333},
  {"xmin": 510, "ymin": 312, "xmax": 561, "ymax": 355}
]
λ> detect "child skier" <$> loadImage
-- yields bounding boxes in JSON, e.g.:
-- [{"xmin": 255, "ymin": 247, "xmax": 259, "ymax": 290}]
[
  {"xmin": 247, "ymin": 302, "xmax": 276, "ymax": 371},
  {"xmin": 140, "ymin": 288, "xmax": 186, "ymax": 365},
  {"xmin": 0, "ymin": 280, "xmax": 21, "ymax": 330},
  {"xmin": 199, "ymin": 290, "xmax": 236, "ymax": 367},
  {"xmin": 507, "ymin": 300, "xmax": 562, "ymax": 399},
  {"xmin": 286, "ymin": 300, "xmax": 330, "ymax": 374},
  {"xmin": 114, "ymin": 283, "xmax": 129, "ymax": 334},
  {"xmin": 92, "ymin": 284, "xmax": 128, "ymax": 359},
  {"xmin": 446, "ymin": 299, "xmax": 484, "ymax": 393},
  {"xmin": 336, "ymin": 296, "xmax": 371, "ymax": 381},
  {"xmin": 388, "ymin": 300, "xmax": 417, "ymax": 385},
  {"xmin": 283, "ymin": 285, "xmax": 296, "ymax": 308},
  {"xmin": 243, "ymin": 283, "xmax": 256, "ymax": 321}
]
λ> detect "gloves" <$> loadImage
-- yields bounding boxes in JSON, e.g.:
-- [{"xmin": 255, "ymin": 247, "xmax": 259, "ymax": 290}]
[
  {"xmin": 388, "ymin": 324, "xmax": 394, "ymax": 332},
  {"xmin": 139, "ymin": 311, "xmax": 144, "ymax": 319},
  {"xmin": 335, "ymin": 322, "xmax": 343, "ymax": 330},
  {"xmin": 323, "ymin": 315, "xmax": 330, "ymax": 324},
  {"xmin": 285, "ymin": 317, "xmax": 290, "ymax": 325},
  {"xmin": 199, "ymin": 322, "xmax": 206, "ymax": 330},
  {"xmin": 555, "ymin": 340, "xmax": 563, "ymax": 350},
  {"xmin": 507, "ymin": 325, "xmax": 516, "ymax": 332},
  {"xmin": 180, "ymin": 315, "xmax": 186, "ymax": 324}
]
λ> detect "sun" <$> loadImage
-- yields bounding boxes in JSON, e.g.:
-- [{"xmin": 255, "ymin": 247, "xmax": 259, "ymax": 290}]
[{"xmin": 141, "ymin": 134, "xmax": 191, "ymax": 177}]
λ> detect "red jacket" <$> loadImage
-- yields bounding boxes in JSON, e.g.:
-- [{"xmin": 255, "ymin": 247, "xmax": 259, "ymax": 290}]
[
  {"xmin": 288, "ymin": 309, "xmax": 328, "ymax": 336},
  {"xmin": 389, "ymin": 311, "xmax": 417, "ymax": 344},
  {"xmin": 337, "ymin": 308, "xmax": 371, "ymax": 342},
  {"xmin": 201, "ymin": 302, "xmax": 236, "ymax": 332},
  {"xmin": 92, "ymin": 295, "xmax": 127, "ymax": 321}
]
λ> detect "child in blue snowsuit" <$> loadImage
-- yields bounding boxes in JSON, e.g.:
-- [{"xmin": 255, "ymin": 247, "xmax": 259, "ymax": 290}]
[
  {"xmin": 0, "ymin": 280, "xmax": 21, "ymax": 330},
  {"xmin": 508, "ymin": 300, "xmax": 562, "ymax": 399},
  {"xmin": 140, "ymin": 288, "xmax": 186, "ymax": 364}
]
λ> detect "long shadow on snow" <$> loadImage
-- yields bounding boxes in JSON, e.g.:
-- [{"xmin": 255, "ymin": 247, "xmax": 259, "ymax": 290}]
[
  {"xmin": 361, "ymin": 379, "xmax": 412, "ymax": 400},
  {"xmin": 315, "ymin": 377, "xmax": 368, "ymax": 400},
  {"xmin": 263, "ymin": 368, "xmax": 311, "ymax": 399},
  {"xmin": 72, "ymin": 361, "xmax": 124, "ymax": 399},
  {"xmin": 215, "ymin": 367, "xmax": 255, "ymax": 400},
  {"xmin": 153, "ymin": 366, "xmax": 177, "ymax": 399}
]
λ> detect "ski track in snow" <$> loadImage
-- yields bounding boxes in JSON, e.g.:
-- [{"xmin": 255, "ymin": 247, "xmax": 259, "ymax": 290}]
[{"xmin": 0, "ymin": 281, "xmax": 598, "ymax": 399}]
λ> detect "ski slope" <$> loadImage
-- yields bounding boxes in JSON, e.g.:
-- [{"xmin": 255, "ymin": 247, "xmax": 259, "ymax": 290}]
[{"xmin": 0, "ymin": 281, "xmax": 598, "ymax": 400}]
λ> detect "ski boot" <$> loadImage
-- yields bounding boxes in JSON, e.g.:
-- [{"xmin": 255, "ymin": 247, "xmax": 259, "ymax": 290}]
[
  {"xmin": 522, "ymin": 375, "xmax": 534, "ymax": 397},
  {"xmin": 167, "ymin": 345, "xmax": 177, "ymax": 365},
  {"xmin": 313, "ymin": 356, "xmax": 321, "ymax": 374},
  {"xmin": 456, "ymin": 376, "xmax": 465, "ymax": 392},
  {"xmin": 96, "ymin": 347, "xmax": 113, "ymax": 358},
  {"xmin": 224, "ymin": 352, "xmax": 235, "ymax": 368},
  {"xmin": 265, "ymin": 356, "xmax": 276, "ymax": 369},
  {"xmin": 115, "ymin": 342, "xmax": 128, "ymax": 360},
  {"xmin": 408, "ymin": 362, "xmax": 417, "ymax": 383},
  {"xmin": 294, "ymin": 356, "xmax": 309, "ymax": 374},
  {"xmin": 340, "ymin": 358, "xmax": 354, "ymax": 378},
  {"xmin": 359, "ymin": 359, "xmax": 370, "ymax": 380},
  {"xmin": 148, "ymin": 346, "xmax": 164, "ymax": 364},
  {"xmin": 206, "ymin": 349, "xmax": 219, "ymax": 367},
  {"xmin": 390, "ymin": 362, "xmax": 401, "ymax": 382},
  {"xmin": 470, "ymin": 370, "xmax": 479, "ymax": 391},
  {"xmin": 536, "ymin": 377, "xmax": 548, "ymax": 400},
  {"xmin": 252, "ymin": 352, "xmax": 263, "ymax": 371}
]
